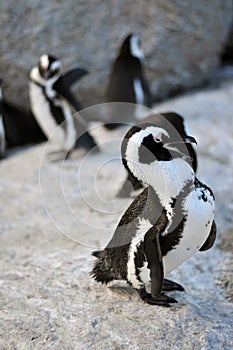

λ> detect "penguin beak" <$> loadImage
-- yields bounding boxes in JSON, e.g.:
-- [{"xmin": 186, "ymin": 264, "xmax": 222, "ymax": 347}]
[
  {"xmin": 163, "ymin": 135, "xmax": 197, "ymax": 161},
  {"xmin": 183, "ymin": 135, "xmax": 197, "ymax": 145},
  {"xmin": 164, "ymin": 135, "xmax": 197, "ymax": 149}
]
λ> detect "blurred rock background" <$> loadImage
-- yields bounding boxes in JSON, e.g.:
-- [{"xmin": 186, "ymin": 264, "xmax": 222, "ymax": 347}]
[
  {"xmin": 1, "ymin": 2, "xmax": 233, "ymax": 349},
  {"xmin": 0, "ymin": 0, "xmax": 233, "ymax": 112}
]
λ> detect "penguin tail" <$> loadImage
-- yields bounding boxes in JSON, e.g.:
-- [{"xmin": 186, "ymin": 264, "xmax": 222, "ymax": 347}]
[{"xmin": 90, "ymin": 249, "xmax": 116, "ymax": 284}]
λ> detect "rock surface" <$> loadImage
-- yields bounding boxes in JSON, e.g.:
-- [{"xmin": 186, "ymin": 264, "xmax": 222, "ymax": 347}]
[
  {"xmin": 0, "ymin": 79, "xmax": 233, "ymax": 349},
  {"xmin": 0, "ymin": 1, "xmax": 233, "ymax": 112}
]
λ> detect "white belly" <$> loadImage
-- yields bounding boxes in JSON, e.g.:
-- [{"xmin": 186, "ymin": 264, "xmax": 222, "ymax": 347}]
[
  {"xmin": 0, "ymin": 116, "xmax": 6, "ymax": 155},
  {"xmin": 133, "ymin": 79, "xmax": 148, "ymax": 120},
  {"xmin": 59, "ymin": 100, "xmax": 77, "ymax": 151},
  {"xmin": 29, "ymin": 81, "xmax": 67, "ymax": 149},
  {"xmin": 134, "ymin": 187, "xmax": 215, "ymax": 292},
  {"xmin": 163, "ymin": 188, "xmax": 215, "ymax": 276}
]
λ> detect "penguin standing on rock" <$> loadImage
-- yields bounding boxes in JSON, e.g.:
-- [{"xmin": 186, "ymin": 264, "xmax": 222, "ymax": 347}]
[
  {"xmin": 0, "ymin": 80, "xmax": 6, "ymax": 159},
  {"xmin": 91, "ymin": 123, "xmax": 216, "ymax": 306},
  {"xmin": 118, "ymin": 112, "xmax": 197, "ymax": 197},
  {"xmin": 105, "ymin": 34, "xmax": 152, "ymax": 129},
  {"xmin": 29, "ymin": 54, "xmax": 98, "ymax": 158}
]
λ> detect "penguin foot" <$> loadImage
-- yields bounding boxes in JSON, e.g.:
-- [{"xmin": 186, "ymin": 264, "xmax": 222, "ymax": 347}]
[
  {"xmin": 138, "ymin": 289, "xmax": 177, "ymax": 307},
  {"xmin": 47, "ymin": 151, "xmax": 69, "ymax": 162},
  {"xmin": 162, "ymin": 279, "xmax": 185, "ymax": 292}
]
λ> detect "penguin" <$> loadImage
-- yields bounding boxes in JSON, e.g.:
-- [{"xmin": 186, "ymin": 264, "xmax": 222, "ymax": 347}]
[
  {"xmin": 105, "ymin": 34, "xmax": 152, "ymax": 129},
  {"xmin": 0, "ymin": 80, "xmax": 6, "ymax": 159},
  {"xmin": 118, "ymin": 111, "xmax": 197, "ymax": 197},
  {"xmin": 29, "ymin": 54, "xmax": 98, "ymax": 158},
  {"xmin": 91, "ymin": 123, "xmax": 216, "ymax": 306}
]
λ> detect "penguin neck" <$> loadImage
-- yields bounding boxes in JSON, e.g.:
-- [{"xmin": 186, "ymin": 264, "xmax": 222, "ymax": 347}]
[
  {"xmin": 30, "ymin": 67, "xmax": 60, "ymax": 87},
  {"xmin": 127, "ymin": 156, "xmax": 195, "ymax": 207}
]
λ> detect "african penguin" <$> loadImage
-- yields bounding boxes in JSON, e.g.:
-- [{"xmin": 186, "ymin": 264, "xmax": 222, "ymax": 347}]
[
  {"xmin": 29, "ymin": 54, "xmax": 98, "ymax": 158},
  {"xmin": 118, "ymin": 112, "xmax": 197, "ymax": 197},
  {"xmin": 104, "ymin": 34, "xmax": 152, "ymax": 129},
  {"xmin": 0, "ymin": 80, "xmax": 6, "ymax": 159},
  {"xmin": 91, "ymin": 123, "xmax": 216, "ymax": 306},
  {"xmin": 2, "ymin": 103, "xmax": 46, "ymax": 149}
]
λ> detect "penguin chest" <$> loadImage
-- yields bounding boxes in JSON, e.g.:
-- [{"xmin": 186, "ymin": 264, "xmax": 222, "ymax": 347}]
[
  {"xmin": 132, "ymin": 187, "xmax": 215, "ymax": 292},
  {"xmin": 133, "ymin": 79, "xmax": 144, "ymax": 105},
  {"xmin": 59, "ymin": 100, "xmax": 77, "ymax": 151},
  {"xmin": 0, "ymin": 116, "xmax": 5, "ymax": 157},
  {"xmin": 29, "ymin": 83, "xmax": 76, "ymax": 151},
  {"xmin": 133, "ymin": 79, "xmax": 147, "ymax": 120},
  {"xmin": 29, "ymin": 82, "xmax": 66, "ymax": 146},
  {"xmin": 162, "ymin": 187, "xmax": 215, "ymax": 276}
]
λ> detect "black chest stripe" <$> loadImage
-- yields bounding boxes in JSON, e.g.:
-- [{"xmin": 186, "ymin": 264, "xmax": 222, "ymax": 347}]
[{"xmin": 160, "ymin": 180, "xmax": 193, "ymax": 256}]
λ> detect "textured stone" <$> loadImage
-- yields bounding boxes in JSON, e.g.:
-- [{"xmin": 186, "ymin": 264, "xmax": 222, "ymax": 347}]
[
  {"xmin": 0, "ymin": 0, "xmax": 232, "ymax": 113},
  {"xmin": 0, "ymin": 78, "xmax": 233, "ymax": 349}
]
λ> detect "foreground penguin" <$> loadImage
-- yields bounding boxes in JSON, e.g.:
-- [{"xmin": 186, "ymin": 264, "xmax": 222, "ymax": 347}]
[
  {"xmin": 29, "ymin": 54, "xmax": 98, "ymax": 157},
  {"xmin": 118, "ymin": 112, "xmax": 197, "ymax": 197},
  {"xmin": 91, "ymin": 123, "xmax": 216, "ymax": 306},
  {"xmin": 0, "ymin": 80, "xmax": 6, "ymax": 159},
  {"xmin": 105, "ymin": 34, "xmax": 152, "ymax": 129}
]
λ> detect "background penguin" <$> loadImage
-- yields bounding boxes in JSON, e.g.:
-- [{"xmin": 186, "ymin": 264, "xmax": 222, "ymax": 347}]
[
  {"xmin": 118, "ymin": 111, "xmax": 197, "ymax": 197},
  {"xmin": 29, "ymin": 54, "xmax": 98, "ymax": 158},
  {"xmin": 2, "ymin": 103, "xmax": 46, "ymax": 151},
  {"xmin": 0, "ymin": 80, "xmax": 6, "ymax": 159},
  {"xmin": 91, "ymin": 123, "xmax": 216, "ymax": 306},
  {"xmin": 104, "ymin": 33, "xmax": 152, "ymax": 129}
]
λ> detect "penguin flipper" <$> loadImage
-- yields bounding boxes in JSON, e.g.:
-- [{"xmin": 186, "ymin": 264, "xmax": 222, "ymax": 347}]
[
  {"xmin": 53, "ymin": 76, "xmax": 82, "ymax": 111},
  {"xmin": 199, "ymin": 220, "xmax": 217, "ymax": 251},
  {"xmin": 142, "ymin": 228, "xmax": 179, "ymax": 307},
  {"xmin": 144, "ymin": 226, "xmax": 164, "ymax": 299},
  {"xmin": 61, "ymin": 68, "xmax": 88, "ymax": 88}
]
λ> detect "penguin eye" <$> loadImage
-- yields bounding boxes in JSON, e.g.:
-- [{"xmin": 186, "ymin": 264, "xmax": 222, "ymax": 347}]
[{"xmin": 155, "ymin": 137, "xmax": 162, "ymax": 143}]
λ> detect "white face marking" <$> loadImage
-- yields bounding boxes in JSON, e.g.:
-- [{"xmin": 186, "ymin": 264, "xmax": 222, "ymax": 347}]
[
  {"xmin": 30, "ymin": 65, "xmax": 59, "ymax": 86},
  {"xmin": 130, "ymin": 126, "xmax": 168, "ymax": 147},
  {"xmin": 130, "ymin": 35, "xmax": 144, "ymax": 60},
  {"xmin": 40, "ymin": 55, "xmax": 49, "ymax": 70},
  {"xmin": 127, "ymin": 218, "xmax": 153, "ymax": 288}
]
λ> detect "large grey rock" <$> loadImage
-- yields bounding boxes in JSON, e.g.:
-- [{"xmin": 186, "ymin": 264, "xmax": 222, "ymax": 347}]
[
  {"xmin": 0, "ymin": 0, "xmax": 233, "ymax": 113},
  {"xmin": 0, "ymin": 79, "xmax": 233, "ymax": 349}
]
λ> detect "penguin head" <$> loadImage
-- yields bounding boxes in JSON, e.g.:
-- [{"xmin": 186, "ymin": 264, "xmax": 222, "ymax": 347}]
[
  {"xmin": 119, "ymin": 34, "xmax": 144, "ymax": 61},
  {"xmin": 38, "ymin": 54, "xmax": 61, "ymax": 80},
  {"xmin": 122, "ymin": 123, "xmax": 196, "ymax": 184}
]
